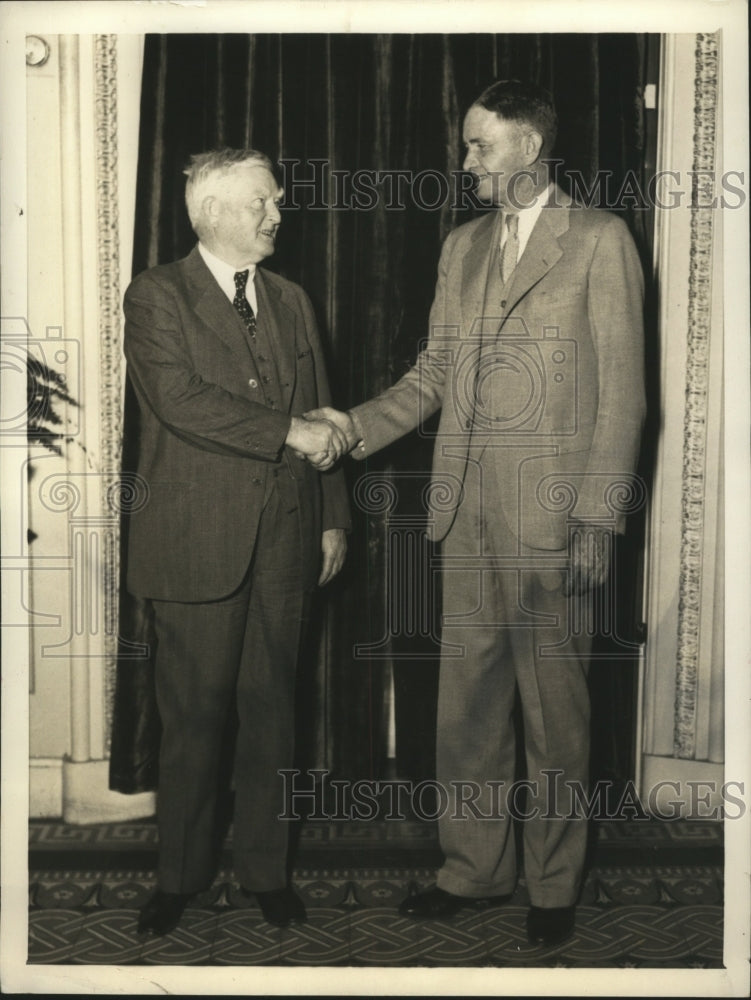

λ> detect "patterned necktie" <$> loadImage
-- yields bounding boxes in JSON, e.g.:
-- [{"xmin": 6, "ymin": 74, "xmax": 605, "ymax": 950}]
[
  {"xmin": 233, "ymin": 269, "xmax": 256, "ymax": 339},
  {"xmin": 500, "ymin": 213, "xmax": 520, "ymax": 285}
]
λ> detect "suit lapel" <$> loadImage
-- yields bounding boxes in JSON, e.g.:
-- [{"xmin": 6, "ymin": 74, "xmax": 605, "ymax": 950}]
[
  {"xmin": 499, "ymin": 191, "xmax": 571, "ymax": 328},
  {"xmin": 181, "ymin": 248, "xmax": 298, "ymax": 412},
  {"xmin": 183, "ymin": 247, "xmax": 257, "ymax": 364},
  {"xmin": 460, "ymin": 212, "xmax": 498, "ymax": 340},
  {"xmin": 255, "ymin": 269, "xmax": 297, "ymax": 412},
  {"xmin": 455, "ymin": 187, "xmax": 571, "ymax": 457}
]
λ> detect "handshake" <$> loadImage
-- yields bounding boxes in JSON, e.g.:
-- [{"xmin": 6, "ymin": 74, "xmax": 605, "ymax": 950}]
[{"xmin": 285, "ymin": 407, "xmax": 362, "ymax": 471}]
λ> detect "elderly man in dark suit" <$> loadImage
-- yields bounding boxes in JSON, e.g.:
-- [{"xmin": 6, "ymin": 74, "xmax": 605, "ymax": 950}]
[
  {"xmin": 124, "ymin": 148, "xmax": 351, "ymax": 935},
  {"xmin": 311, "ymin": 80, "xmax": 645, "ymax": 946}
]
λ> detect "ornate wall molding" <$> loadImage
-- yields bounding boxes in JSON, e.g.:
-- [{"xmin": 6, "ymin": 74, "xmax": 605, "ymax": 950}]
[
  {"xmin": 673, "ymin": 32, "xmax": 719, "ymax": 758},
  {"xmin": 94, "ymin": 33, "xmax": 122, "ymax": 751}
]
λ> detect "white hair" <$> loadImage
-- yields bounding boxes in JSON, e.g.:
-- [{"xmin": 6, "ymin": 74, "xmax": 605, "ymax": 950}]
[{"xmin": 184, "ymin": 148, "xmax": 275, "ymax": 237}]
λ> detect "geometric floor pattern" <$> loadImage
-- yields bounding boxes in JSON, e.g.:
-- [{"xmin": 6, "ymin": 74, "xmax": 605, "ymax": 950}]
[
  {"xmin": 29, "ymin": 865, "xmax": 724, "ymax": 967},
  {"xmin": 28, "ymin": 816, "xmax": 726, "ymax": 854}
]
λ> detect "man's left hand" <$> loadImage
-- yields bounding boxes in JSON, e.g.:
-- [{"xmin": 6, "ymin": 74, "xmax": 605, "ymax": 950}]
[
  {"xmin": 319, "ymin": 528, "xmax": 347, "ymax": 586},
  {"xmin": 563, "ymin": 522, "xmax": 612, "ymax": 596}
]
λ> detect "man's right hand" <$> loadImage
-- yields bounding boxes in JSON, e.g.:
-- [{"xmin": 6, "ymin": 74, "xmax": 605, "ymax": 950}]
[
  {"xmin": 285, "ymin": 416, "xmax": 349, "ymax": 471},
  {"xmin": 304, "ymin": 407, "xmax": 362, "ymax": 451}
]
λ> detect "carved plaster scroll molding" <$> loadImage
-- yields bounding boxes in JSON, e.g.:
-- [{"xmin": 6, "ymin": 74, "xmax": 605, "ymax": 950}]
[
  {"xmin": 673, "ymin": 32, "xmax": 719, "ymax": 758},
  {"xmin": 94, "ymin": 34, "xmax": 122, "ymax": 751}
]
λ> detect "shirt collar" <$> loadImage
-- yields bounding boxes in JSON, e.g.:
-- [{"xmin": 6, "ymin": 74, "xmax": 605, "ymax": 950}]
[
  {"xmin": 198, "ymin": 242, "xmax": 257, "ymax": 302},
  {"xmin": 501, "ymin": 181, "xmax": 554, "ymax": 249},
  {"xmin": 506, "ymin": 181, "xmax": 553, "ymax": 222}
]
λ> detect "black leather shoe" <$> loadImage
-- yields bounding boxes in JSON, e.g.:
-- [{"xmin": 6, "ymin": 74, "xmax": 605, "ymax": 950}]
[
  {"xmin": 242, "ymin": 886, "xmax": 307, "ymax": 927},
  {"xmin": 526, "ymin": 905, "xmax": 576, "ymax": 946},
  {"xmin": 137, "ymin": 890, "xmax": 193, "ymax": 936},
  {"xmin": 399, "ymin": 886, "xmax": 512, "ymax": 919}
]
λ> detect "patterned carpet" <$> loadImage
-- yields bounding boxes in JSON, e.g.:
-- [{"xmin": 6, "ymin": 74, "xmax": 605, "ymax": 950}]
[{"xmin": 28, "ymin": 819, "xmax": 724, "ymax": 967}]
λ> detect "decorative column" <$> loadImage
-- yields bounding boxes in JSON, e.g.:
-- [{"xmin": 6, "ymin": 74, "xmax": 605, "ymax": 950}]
[
  {"xmin": 25, "ymin": 33, "xmax": 153, "ymax": 821},
  {"xmin": 352, "ymin": 473, "xmax": 448, "ymax": 660},
  {"xmin": 57, "ymin": 35, "xmax": 94, "ymax": 768},
  {"xmin": 640, "ymin": 33, "xmax": 725, "ymax": 812}
]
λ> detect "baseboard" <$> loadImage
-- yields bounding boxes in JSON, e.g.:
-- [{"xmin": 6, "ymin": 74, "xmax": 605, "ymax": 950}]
[
  {"xmin": 61, "ymin": 758, "xmax": 156, "ymax": 823},
  {"xmin": 640, "ymin": 755, "xmax": 728, "ymax": 819},
  {"xmin": 31, "ymin": 757, "xmax": 157, "ymax": 821},
  {"xmin": 30, "ymin": 758, "xmax": 63, "ymax": 818}
]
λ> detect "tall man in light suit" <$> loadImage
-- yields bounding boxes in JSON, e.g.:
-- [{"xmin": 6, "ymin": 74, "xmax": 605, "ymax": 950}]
[
  {"xmin": 313, "ymin": 80, "xmax": 645, "ymax": 946},
  {"xmin": 123, "ymin": 149, "xmax": 351, "ymax": 935}
]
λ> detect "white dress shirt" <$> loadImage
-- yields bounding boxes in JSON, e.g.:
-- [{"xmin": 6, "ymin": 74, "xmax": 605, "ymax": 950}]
[
  {"xmin": 500, "ymin": 181, "xmax": 554, "ymax": 259},
  {"xmin": 198, "ymin": 242, "xmax": 259, "ymax": 315}
]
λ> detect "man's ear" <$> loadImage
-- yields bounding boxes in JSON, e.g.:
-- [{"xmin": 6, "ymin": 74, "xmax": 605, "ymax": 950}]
[
  {"xmin": 203, "ymin": 195, "xmax": 218, "ymax": 225},
  {"xmin": 522, "ymin": 129, "xmax": 544, "ymax": 165}
]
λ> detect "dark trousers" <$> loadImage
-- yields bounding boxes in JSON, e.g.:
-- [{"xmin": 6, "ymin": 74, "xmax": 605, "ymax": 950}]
[{"xmin": 151, "ymin": 470, "xmax": 309, "ymax": 894}]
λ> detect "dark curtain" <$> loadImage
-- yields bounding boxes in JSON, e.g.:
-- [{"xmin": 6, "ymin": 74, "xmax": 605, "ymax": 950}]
[{"xmin": 110, "ymin": 33, "xmax": 657, "ymax": 794}]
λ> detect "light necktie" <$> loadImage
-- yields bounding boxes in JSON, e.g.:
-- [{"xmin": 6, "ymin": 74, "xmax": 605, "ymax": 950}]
[
  {"xmin": 233, "ymin": 269, "xmax": 256, "ymax": 339},
  {"xmin": 500, "ymin": 213, "xmax": 520, "ymax": 286}
]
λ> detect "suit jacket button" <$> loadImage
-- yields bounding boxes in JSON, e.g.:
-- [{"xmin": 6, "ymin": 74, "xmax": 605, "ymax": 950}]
[
  {"xmin": 465, "ymin": 419, "xmax": 472, "ymax": 429},
  {"xmin": 248, "ymin": 378, "xmax": 258, "ymax": 389},
  {"xmin": 252, "ymin": 477, "xmax": 262, "ymax": 486},
  {"xmin": 500, "ymin": 299, "xmax": 507, "ymax": 308}
]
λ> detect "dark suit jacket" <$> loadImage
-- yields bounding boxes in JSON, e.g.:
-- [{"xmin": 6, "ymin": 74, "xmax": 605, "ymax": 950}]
[
  {"xmin": 123, "ymin": 246, "xmax": 351, "ymax": 602},
  {"xmin": 352, "ymin": 187, "xmax": 646, "ymax": 550}
]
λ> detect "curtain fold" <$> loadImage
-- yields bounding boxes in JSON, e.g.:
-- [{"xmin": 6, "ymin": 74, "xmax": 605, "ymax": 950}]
[{"xmin": 110, "ymin": 32, "xmax": 654, "ymax": 794}]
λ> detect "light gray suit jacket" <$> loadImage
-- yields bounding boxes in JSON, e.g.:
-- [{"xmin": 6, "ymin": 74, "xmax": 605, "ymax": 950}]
[{"xmin": 352, "ymin": 188, "xmax": 646, "ymax": 550}]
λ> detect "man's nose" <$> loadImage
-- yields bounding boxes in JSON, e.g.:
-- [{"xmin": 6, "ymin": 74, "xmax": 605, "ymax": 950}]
[
  {"xmin": 266, "ymin": 202, "xmax": 282, "ymax": 224},
  {"xmin": 463, "ymin": 149, "xmax": 478, "ymax": 172}
]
